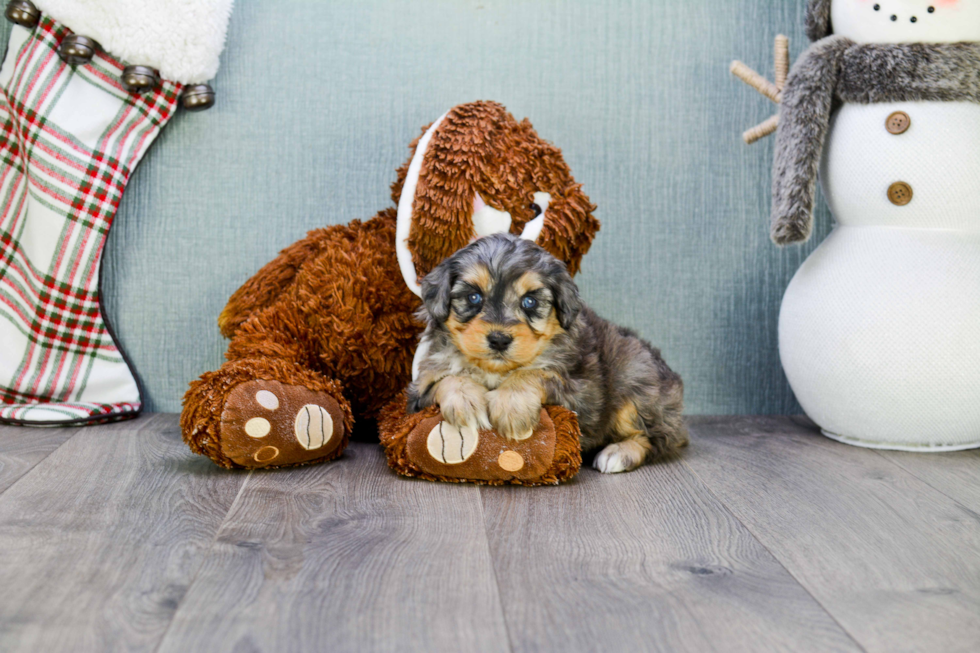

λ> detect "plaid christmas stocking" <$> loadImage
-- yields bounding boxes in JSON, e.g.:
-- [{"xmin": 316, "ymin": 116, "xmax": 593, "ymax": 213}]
[{"xmin": 0, "ymin": 1, "xmax": 232, "ymax": 425}]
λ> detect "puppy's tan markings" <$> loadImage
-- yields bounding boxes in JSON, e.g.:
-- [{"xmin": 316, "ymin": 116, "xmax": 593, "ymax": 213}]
[
  {"xmin": 594, "ymin": 402, "xmax": 654, "ymax": 474},
  {"xmin": 514, "ymin": 271, "xmax": 543, "ymax": 299},
  {"xmin": 612, "ymin": 402, "xmax": 644, "ymax": 437},
  {"xmin": 487, "ymin": 370, "xmax": 550, "ymax": 441},
  {"xmin": 540, "ymin": 311, "xmax": 562, "ymax": 339},
  {"xmin": 512, "ymin": 273, "xmax": 555, "ymax": 334},
  {"xmin": 522, "ymin": 305, "xmax": 557, "ymax": 337},
  {"xmin": 448, "ymin": 315, "xmax": 494, "ymax": 363},
  {"xmin": 508, "ymin": 319, "xmax": 562, "ymax": 368},
  {"xmin": 461, "ymin": 265, "xmax": 492, "ymax": 293},
  {"xmin": 434, "ymin": 375, "xmax": 491, "ymax": 432}
]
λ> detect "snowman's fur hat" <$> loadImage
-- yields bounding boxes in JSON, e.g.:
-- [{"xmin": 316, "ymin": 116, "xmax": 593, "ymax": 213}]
[
  {"xmin": 772, "ymin": 38, "xmax": 980, "ymax": 244},
  {"xmin": 806, "ymin": 0, "xmax": 833, "ymax": 41}
]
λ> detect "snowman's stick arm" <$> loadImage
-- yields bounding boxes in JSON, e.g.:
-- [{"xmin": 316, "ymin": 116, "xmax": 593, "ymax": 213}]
[
  {"xmin": 743, "ymin": 115, "xmax": 779, "ymax": 145},
  {"xmin": 730, "ymin": 61, "xmax": 782, "ymax": 104},
  {"xmin": 774, "ymin": 35, "xmax": 790, "ymax": 90},
  {"xmin": 730, "ymin": 35, "xmax": 792, "ymax": 145}
]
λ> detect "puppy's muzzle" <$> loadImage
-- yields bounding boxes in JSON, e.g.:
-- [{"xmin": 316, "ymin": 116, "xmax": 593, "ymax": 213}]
[{"xmin": 487, "ymin": 331, "xmax": 513, "ymax": 352}]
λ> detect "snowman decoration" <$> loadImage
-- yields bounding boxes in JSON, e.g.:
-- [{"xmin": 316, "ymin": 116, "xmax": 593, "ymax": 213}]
[{"xmin": 733, "ymin": 0, "xmax": 980, "ymax": 450}]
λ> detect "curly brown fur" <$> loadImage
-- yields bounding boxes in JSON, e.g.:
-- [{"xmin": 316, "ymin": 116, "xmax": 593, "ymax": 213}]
[
  {"xmin": 391, "ymin": 101, "xmax": 600, "ymax": 277},
  {"xmin": 182, "ymin": 101, "xmax": 600, "ymax": 469},
  {"xmin": 771, "ymin": 38, "xmax": 980, "ymax": 246},
  {"xmin": 409, "ymin": 234, "xmax": 687, "ymax": 474}
]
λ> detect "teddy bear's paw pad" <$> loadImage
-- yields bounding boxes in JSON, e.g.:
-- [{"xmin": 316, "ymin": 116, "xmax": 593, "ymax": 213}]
[
  {"xmin": 404, "ymin": 409, "xmax": 557, "ymax": 482},
  {"xmin": 426, "ymin": 422, "xmax": 479, "ymax": 464},
  {"xmin": 220, "ymin": 380, "xmax": 346, "ymax": 468}
]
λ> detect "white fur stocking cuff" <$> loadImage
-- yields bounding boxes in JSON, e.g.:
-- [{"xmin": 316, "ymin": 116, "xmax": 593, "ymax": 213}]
[{"xmin": 33, "ymin": 0, "xmax": 234, "ymax": 83}]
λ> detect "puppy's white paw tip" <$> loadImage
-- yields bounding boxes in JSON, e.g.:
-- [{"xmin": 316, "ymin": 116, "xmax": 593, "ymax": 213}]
[
  {"xmin": 513, "ymin": 428, "xmax": 535, "ymax": 442},
  {"xmin": 593, "ymin": 443, "xmax": 639, "ymax": 474}
]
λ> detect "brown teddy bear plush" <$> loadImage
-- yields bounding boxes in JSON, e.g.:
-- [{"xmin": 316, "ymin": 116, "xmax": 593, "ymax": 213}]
[{"xmin": 181, "ymin": 101, "xmax": 600, "ymax": 470}]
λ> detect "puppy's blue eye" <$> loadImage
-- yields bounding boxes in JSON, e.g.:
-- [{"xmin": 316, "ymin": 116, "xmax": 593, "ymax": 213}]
[
  {"xmin": 468, "ymin": 292, "xmax": 483, "ymax": 306},
  {"xmin": 521, "ymin": 296, "xmax": 538, "ymax": 311}
]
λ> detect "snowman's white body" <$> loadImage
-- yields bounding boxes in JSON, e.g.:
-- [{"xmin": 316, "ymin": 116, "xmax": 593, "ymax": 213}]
[
  {"xmin": 777, "ymin": 0, "xmax": 980, "ymax": 450},
  {"xmin": 780, "ymin": 101, "xmax": 980, "ymax": 450}
]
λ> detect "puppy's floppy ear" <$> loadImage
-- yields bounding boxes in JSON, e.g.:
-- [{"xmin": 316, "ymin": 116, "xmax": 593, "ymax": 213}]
[
  {"xmin": 420, "ymin": 258, "xmax": 455, "ymax": 324},
  {"xmin": 548, "ymin": 263, "xmax": 582, "ymax": 330}
]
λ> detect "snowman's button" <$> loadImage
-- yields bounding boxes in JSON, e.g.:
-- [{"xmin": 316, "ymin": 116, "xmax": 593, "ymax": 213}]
[
  {"xmin": 888, "ymin": 182, "xmax": 913, "ymax": 206},
  {"xmin": 886, "ymin": 111, "xmax": 911, "ymax": 135}
]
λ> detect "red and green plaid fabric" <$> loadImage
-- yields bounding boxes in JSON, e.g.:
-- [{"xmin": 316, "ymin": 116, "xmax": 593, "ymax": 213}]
[{"xmin": 0, "ymin": 16, "xmax": 181, "ymax": 425}]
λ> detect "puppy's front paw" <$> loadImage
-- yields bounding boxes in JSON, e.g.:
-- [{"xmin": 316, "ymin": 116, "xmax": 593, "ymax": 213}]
[
  {"xmin": 593, "ymin": 440, "xmax": 649, "ymax": 474},
  {"xmin": 437, "ymin": 378, "xmax": 491, "ymax": 432},
  {"xmin": 487, "ymin": 387, "xmax": 541, "ymax": 441}
]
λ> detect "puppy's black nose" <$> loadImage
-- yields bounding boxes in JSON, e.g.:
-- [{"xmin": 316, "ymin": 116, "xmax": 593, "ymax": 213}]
[{"xmin": 487, "ymin": 331, "xmax": 513, "ymax": 352}]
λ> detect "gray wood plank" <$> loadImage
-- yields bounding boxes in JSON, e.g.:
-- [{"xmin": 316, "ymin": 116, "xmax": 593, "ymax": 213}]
[
  {"xmin": 876, "ymin": 448, "xmax": 980, "ymax": 513},
  {"xmin": 158, "ymin": 442, "xmax": 510, "ymax": 653},
  {"xmin": 686, "ymin": 416, "xmax": 980, "ymax": 653},
  {"xmin": 0, "ymin": 413, "xmax": 247, "ymax": 652},
  {"xmin": 480, "ymin": 456, "xmax": 860, "ymax": 652},
  {"xmin": 0, "ymin": 423, "xmax": 78, "ymax": 495}
]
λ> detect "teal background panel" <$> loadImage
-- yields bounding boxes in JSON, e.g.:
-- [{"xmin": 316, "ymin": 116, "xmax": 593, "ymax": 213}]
[{"xmin": 0, "ymin": 0, "xmax": 834, "ymax": 415}]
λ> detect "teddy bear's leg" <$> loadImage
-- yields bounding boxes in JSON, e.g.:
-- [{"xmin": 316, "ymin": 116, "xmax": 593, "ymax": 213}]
[
  {"xmin": 217, "ymin": 229, "xmax": 331, "ymax": 339},
  {"xmin": 182, "ymin": 355, "xmax": 354, "ymax": 469}
]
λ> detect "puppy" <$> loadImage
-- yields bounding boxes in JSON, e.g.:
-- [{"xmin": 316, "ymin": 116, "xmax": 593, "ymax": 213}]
[{"xmin": 408, "ymin": 233, "xmax": 688, "ymax": 473}]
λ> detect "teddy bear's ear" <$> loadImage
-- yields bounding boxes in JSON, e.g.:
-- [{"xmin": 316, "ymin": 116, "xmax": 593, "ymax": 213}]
[
  {"xmin": 395, "ymin": 101, "xmax": 600, "ymax": 293},
  {"xmin": 535, "ymin": 183, "xmax": 600, "ymax": 277},
  {"xmin": 395, "ymin": 102, "xmax": 512, "ymax": 297},
  {"xmin": 394, "ymin": 111, "xmax": 455, "ymax": 298},
  {"xmin": 514, "ymin": 120, "xmax": 600, "ymax": 276},
  {"xmin": 806, "ymin": 0, "xmax": 833, "ymax": 41}
]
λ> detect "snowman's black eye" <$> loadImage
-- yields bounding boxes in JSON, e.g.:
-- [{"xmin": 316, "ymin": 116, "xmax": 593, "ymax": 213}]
[
  {"xmin": 874, "ymin": 4, "xmax": 880, "ymax": 10},
  {"xmin": 928, "ymin": 6, "xmax": 935, "ymax": 13},
  {"xmin": 910, "ymin": 16, "xmax": 917, "ymax": 22},
  {"xmin": 891, "ymin": 14, "xmax": 898, "ymax": 21}
]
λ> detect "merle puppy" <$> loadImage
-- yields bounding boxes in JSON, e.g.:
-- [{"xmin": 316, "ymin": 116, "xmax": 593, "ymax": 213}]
[{"xmin": 408, "ymin": 233, "xmax": 687, "ymax": 473}]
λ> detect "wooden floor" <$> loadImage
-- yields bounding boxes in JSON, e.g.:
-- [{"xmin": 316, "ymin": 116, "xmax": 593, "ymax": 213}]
[{"xmin": 0, "ymin": 415, "xmax": 978, "ymax": 652}]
